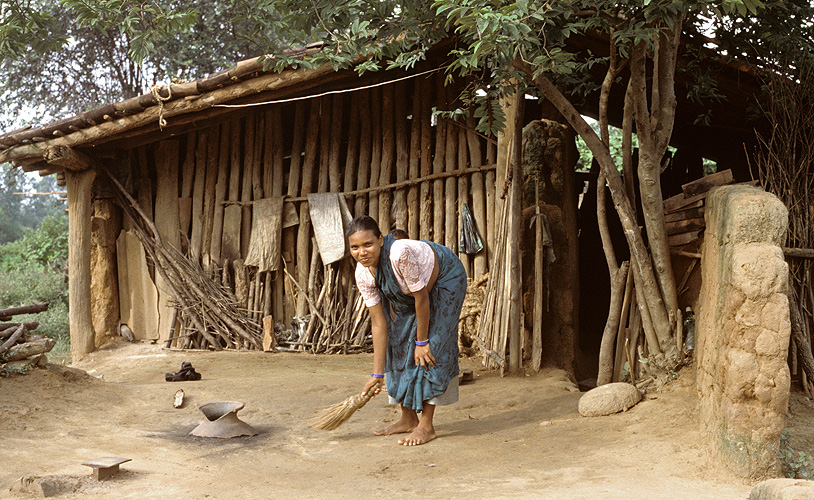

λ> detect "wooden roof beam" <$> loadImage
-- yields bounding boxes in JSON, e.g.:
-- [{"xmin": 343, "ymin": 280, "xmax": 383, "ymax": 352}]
[{"xmin": 44, "ymin": 145, "xmax": 96, "ymax": 171}]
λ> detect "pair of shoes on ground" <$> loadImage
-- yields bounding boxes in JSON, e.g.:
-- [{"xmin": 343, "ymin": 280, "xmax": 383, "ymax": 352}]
[{"xmin": 165, "ymin": 361, "xmax": 202, "ymax": 382}]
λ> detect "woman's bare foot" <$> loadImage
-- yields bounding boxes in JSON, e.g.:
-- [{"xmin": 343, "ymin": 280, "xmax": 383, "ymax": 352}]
[
  {"xmin": 398, "ymin": 426, "xmax": 436, "ymax": 446},
  {"xmin": 374, "ymin": 416, "xmax": 418, "ymax": 436}
]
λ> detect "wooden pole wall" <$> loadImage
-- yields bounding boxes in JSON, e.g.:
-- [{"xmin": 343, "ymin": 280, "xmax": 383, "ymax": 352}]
[{"xmin": 116, "ymin": 75, "xmax": 499, "ymax": 351}]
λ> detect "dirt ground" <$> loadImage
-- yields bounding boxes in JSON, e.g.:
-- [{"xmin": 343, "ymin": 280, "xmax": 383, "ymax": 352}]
[{"xmin": 3, "ymin": 339, "xmax": 810, "ymax": 500}]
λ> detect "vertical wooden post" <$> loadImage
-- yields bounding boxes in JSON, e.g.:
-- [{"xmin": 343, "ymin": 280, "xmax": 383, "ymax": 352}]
[
  {"xmin": 284, "ymin": 102, "xmax": 306, "ymax": 320},
  {"xmin": 297, "ymin": 100, "xmax": 320, "ymax": 316},
  {"xmin": 179, "ymin": 134, "xmax": 196, "ymax": 238},
  {"xmin": 209, "ymin": 122, "xmax": 231, "ymax": 265},
  {"xmin": 369, "ymin": 87, "xmax": 382, "ymax": 220},
  {"xmin": 466, "ymin": 116, "xmax": 487, "ymax": 278},
  {"xmin": 318, "ymin": 96, "xmax": 332, "ymax": 194},
  {"xmin": 356, "ymin": 91, "xmax": 372, "ymax": 217},
  {"xmin": 457, "ymin": 126, "xmax": 470, "ymax": 276},
  {"xmin": 68, "ymin": 168, "xmax": 97, "ymax": 362},
  {"xmin": 154, "ymin": 140, "xmax": 182, "ymax": 344},
  {"xmin": 344, "ymin": 93, "xmax": 360, "ymax": 196},
  {"xmin": 432, "ymin": 76, "xmax": 447, "ymax": 244},
  {"xmin": 532, "ymin": 178, "xmax": 544, "ymax": 372},
  {"xmin": 486, "ymin": 121, "xmax": 497, "ymax": 272},
  {"xmin": 202, "ymin": 123, "xmax": 225, "ymax": 269},
  {"xmin": 419, "ymin": 78, "xmax": 433, "ymax": 241},
  {"xmin": 253, "ymin": 112, "xmax": 265, "ymax": 200},
  {"xmin": 268, "ymin": 106, "xmax": 286, "ymax": 324},
  {"xmin": 189, "ymin": 129, "xmax": 208, "ymax": 263},
  {"xmin": 394, "ymin": 82, "xmax": 409, "ymax": 232},
  {"xmin": 444, "ymin": 103, "xmax": 458, "ymax": 251},
  {"xmin": 90, "ymin": 197, "xmax": 120, "ymax": 347},
  {"xmin": 379, "ymin": 83, "xmax": 395, "ymax": 232},
  {"xmin": 135, "ymin": 147, "xmax": 153, "ymax": 222},
  {"xmin": 508, "ymin": 89, "xmax": 525, "ymax": 374},
  {"xmin": 241, "ymin": 115, "xmax": 256, "ymax": 258},
  {"xmin": 407, "ymin": 79, "xmax": 421, "ymax": 239},
  {"xmin": 329, "ymin": 94, "xmax": 343, "ymax": 193}
]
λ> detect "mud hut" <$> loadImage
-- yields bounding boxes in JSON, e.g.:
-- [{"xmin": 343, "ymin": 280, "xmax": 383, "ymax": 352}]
[
  {"xmin": 0, "ymin": 37, "xmax": 769, "ymax": 382},
  {"xmin": 0, "ymin": 43, "xmax": 514, "ymax": 362}
]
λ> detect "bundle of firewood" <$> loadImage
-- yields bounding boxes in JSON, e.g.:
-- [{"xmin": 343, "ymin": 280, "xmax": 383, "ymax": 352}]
[{"xmin": 0, "ymin": 302, "xmax": 54, "ymax": 375}]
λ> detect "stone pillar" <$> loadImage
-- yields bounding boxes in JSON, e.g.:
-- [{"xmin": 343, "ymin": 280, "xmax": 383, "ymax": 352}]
[
  {"xmin": 697, "ymin": 184, "xmax": 790, "ymax": 478},
  {"xmin": 91, "ymin": 198, "xmax": 121, "ymax": 347},
  {"xmin": 521, "ymin": 119, "xmax": 579, "ymax": 376}
]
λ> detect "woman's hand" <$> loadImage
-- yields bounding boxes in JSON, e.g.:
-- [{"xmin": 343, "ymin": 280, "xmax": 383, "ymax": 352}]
[
  {"xmin": 414, "ymin": 343, "xmax": 435, "ymax": 370},
  {"xmin": 362, "ymin": 376, "xmax": 384, "ymax": 396}
]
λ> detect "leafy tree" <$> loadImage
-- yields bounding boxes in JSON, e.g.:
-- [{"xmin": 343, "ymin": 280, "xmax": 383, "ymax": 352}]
[
  {"xmin": 0, "ymin": 164, "xmax": 62, "ymax": 244},
  {"xmin": 0, "ymin": 0, "xmax": 261, "ymax": 130}
]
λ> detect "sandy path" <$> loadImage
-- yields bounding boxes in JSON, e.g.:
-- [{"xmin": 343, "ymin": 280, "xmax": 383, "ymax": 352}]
[{"xmin": 1, "ymin": 341, "xmax": 754, "ymax": 499}]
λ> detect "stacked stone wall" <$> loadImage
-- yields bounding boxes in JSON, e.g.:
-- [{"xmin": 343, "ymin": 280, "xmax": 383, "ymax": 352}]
[{"xmin": 697, "ymin": 184, "xmax": 790, "ymax": 479}]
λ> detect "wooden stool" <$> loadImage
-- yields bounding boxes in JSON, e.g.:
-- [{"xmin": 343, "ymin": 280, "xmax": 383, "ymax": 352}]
[{"xmin": 81, "ymin": 457, "xmax": 131, "ymax": 480}]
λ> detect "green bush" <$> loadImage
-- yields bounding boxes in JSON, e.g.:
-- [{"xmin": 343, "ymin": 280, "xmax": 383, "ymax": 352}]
[
  {"xmin": 780, "ymin": 430, "xmax": 814, "ymax": 480},
  {"xmin": 0, "ymin": 210, "xmax": 70, "ymax": 363}
]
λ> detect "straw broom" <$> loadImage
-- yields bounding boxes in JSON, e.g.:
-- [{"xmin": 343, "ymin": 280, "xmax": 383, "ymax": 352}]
[{"xmin": 311, "ymin": 379, "xmax": 382, "ymax": 431}]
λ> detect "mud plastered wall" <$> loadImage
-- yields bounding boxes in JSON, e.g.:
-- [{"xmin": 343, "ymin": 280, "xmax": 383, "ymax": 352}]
[{"xmin": 697, "ymin": 184, "xmax": 790, "ymax": 479}]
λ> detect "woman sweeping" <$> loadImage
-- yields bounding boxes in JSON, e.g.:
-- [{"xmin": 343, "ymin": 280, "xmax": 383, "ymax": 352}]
[{"xmin": 347, "ymin": 215, "xmax": 467, "ymax": 446}]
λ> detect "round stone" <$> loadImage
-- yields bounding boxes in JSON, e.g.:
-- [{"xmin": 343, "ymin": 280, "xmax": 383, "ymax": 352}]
[{"xmin": 578, "ymin": 382, "xmax": 642, "ymax": 417}]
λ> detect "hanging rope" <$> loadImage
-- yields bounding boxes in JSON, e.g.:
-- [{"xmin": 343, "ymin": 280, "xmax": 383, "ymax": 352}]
[{"xmin": 150, "ymin": 84, "xmax": 173, "ymax": 130}]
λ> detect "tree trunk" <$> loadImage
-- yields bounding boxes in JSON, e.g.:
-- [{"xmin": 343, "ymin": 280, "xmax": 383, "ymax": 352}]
[
  {"xmin": 516, "ymin": 61, "xmax": 675, "ymax": 363},
  {"xmin": 597, "ymin": 262, "xmax": 630, "ymax": 385},
  {"xmin": 0, "ymin": 303, "xmax": 49, "ymax": 319},
  {"xmin": 790, "ymin": 286, "xmax": 814, "ymax": 388},
  {"xmin": 2, "ymin": 337, "xmax": 55, "ymax": 362},
  {"xmin": 629, "ymin": 34, "xmax": 681, "ymax": 352}
]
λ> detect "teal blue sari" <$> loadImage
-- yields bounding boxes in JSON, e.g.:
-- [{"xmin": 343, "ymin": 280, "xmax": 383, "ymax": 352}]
[{"xmin": 375, "ymin": 235, "xmax": 467, "ymax": 411}]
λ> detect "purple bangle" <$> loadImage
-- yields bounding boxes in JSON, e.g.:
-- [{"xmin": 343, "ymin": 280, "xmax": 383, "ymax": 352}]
[
  {"xmin": 371, "ymin": 373, "xmax": 384, "ymax": 378},
  {"xmin": 415, "ymin": 339, "xmax": 429, "ymax": 346}
]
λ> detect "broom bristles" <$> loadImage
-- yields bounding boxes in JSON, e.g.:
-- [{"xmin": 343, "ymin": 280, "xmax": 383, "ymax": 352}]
[{"xmin": 311, "ymin": 381, "xmax": 381, "ymax": 431}]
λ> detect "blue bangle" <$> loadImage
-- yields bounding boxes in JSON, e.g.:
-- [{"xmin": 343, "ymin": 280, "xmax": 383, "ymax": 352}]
[
  {"xmin": 371, "ymin": 373, "xmax": 384, "ymax": 378},
  {"xmin": 415, "ymin": 339, "xmax": 429, "ymax": 346}
]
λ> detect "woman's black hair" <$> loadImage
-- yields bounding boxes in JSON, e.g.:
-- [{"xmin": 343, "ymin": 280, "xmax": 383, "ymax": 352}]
[
  {"xmin": 390, "ymin": 228, "xmax": 409, "ymax": 240},
  {"xmin": 345, "ymin": 215, "xmax": 382, "ymax": 238}
]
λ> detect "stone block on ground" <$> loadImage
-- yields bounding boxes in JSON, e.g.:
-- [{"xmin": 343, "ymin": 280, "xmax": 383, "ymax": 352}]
[
  {"xmin": 750, "ymin": 478, "xmax": 814, "ymax": 500},
  {"xmin": 578, "ymin": 382, "xmax": 642, "ymax": 417},
  {"xmin": 10, "ymin": 475, "xmax": 80, "ymax": 498}
]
